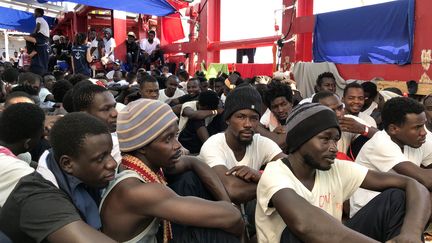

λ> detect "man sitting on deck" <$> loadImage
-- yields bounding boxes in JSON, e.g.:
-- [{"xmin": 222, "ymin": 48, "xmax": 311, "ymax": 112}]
[
  {"xmin": 100, "ymin": 99, "xmax": 244, "ymax": 243},
  {"xmin": 0, "ymin": 113, "xmax": 117, "ymax": 242},
  {"xmin": 256, "ymin": 103, "xmax": 430, "ymax": 243}
]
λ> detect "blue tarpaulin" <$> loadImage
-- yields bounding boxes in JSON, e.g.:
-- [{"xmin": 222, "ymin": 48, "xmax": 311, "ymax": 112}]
[
  {"xmin": 38, "ymin": 0, "xmax": 176, "ymax": 16},
  {"xmin": 0, "ymin": 6, "xmax": 56, "ymax": 33},
  {"xmin": 313, "ymin": 0, "xmax": 415, "ymax": 65}
]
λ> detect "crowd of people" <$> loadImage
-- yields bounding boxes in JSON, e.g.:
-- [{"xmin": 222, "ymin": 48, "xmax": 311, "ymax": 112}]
[
  {"xmin": 0, "ymin": 7, "xmax": 431, "ymax": 243},
  {"xmin": 15, "ymin": 8, "xmax": 165, "ymax": 83}
]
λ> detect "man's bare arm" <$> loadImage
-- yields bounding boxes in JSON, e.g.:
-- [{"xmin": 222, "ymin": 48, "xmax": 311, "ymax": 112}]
[
  {"xmin": 212, "ymin": 165, "xmax": 257, "ymax": 204},
  {"xmin": 272, "ymin": 188, "xmax": 378, "ymax": 243},
  {"xmin": 164, "ymin": 156, "xmax": 230, "ymax": 201},
  {"xmin": 34, "ymin": 22, "xmax": 41, "ymax": 34},
  {"xmin": 123, "ymin": 181, "xmax": 244, "ymax": 236},
  {"xmin": 182, "ymin": 107, "xmax": 221, "ymax": 120},
  {"xmin": 360, "ymin": 170, "xmax": 430, "ymax": 239},
  {"xmin": 196, "ymin": 126, "xmax": 210, "ymax": 143},
  {"xmin": 256, "ymin": 124, "xmax": 287, "ymax": 149},
  {"xmin": 47, "ymin": 220, "xmax": 116, "ymax": 243},
  {"xmin": 393, "ymin": 162, "xmax": 432, "ymax": 190}
]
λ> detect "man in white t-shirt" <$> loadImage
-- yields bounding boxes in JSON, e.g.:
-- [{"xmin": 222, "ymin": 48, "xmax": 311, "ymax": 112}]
[
  {"xmin": 256, "ymin": 103, "xmax": 429, "ymax": 243},
  {"xmin": 24, "ymin": 8, "xmax": 50, "ymax": 76},
  {"xmin": 71, "ymin": 84, "xmax": 121, "ymax": 166},
  {"xmin": 342, "ymin": 82, "xmax": 377, "ymax": 128},
  {"xmin": 351, "ymin": 97, "xmax": 432, "ymax": 217},
  {"xmin": 158, "ymin": 75, "xmax": 186, "ymax": 103},
  {"xmin": 103, "ymin": 28, "xmax": 116, "ymax": 64},
  {"xmin": 0, "ymin": 103, "xmax": 45, "ymax": 206},
  {"xmin": 88, "ymin": 29, "xmax": 99, "ymax": 59},
  {"xmin": 312, "ymin": 91, "xmax": 377, "ymax": 159},
  {"xmin": 178, "ymin": 91, "xmax": 223, "ymax": 154},
  {"xmin": 139, "ymin": 30, "xmax": 164, "ymax": 69},
  {"xmin": 199, "ymin": 85, "xmax": 285, "ymax": 204},
  {"xmin": 339, "ymin": 82, "xmax": 379, "ymax": 158},
  {"xmin": 424, "ymin": 94, "xmax": 432, "ymax": 133},
  {"xmin": 361, "ymin": 81, "xmax": 379, "ymax": 117},
  {"xmin": 24, "ymin": 8, "xmax": 49, "ymax": 45},
  {"xmin": 257, "ymin": 82, "xmax": 293, "ymax": 150},
  {"xmin": 299, "ymin": 72, "xmax": 336, "ymax": 105}
]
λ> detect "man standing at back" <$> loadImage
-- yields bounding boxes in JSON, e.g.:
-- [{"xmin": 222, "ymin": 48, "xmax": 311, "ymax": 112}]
[{"xmin": 26, "ymin": 8, "xmax": 50, "ymax": 75}]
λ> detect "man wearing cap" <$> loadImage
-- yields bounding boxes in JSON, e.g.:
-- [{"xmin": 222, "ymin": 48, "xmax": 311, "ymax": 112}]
[
  {"xmin": 255, "ymin": 103, "xmax": 430, "ymax": 243},
  {"xmin": 139, "ymin": 30, "xmax": 164, "ymax": 69},
  {"xmin": 103, "ymin": 28, "xmax": 116, "ymax": 65},
  {"xmin": 126, "ymin": 32, "xmax": 139, "ymax": 71},
  {"xmin": 100, "ymin": 99, "xmax": 244, "ymax": 243},
  {"xmin": 199, "ymin": 84, "xmax": 285, "ymax": 204}
]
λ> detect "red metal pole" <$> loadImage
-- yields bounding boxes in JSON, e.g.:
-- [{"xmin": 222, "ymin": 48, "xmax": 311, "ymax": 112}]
[
  {"xmin": 137, "ymin": 14, "xmax": 147, "ymax": 41},
  {"xmin": 207, "ymin": 36, "xmax": 280, "ymax": 51},
  {"xmin": 75, "ymin": 13, "xmax": 88, "ymax": 34},
  {"xmin": 112, "ymin": 10, "xmax": 127, "ymax": 62},
  {"xmin": 196, "ymin": 0, "xmax": 221, "ymax": 68},
  {"xmin": 295, "ymin": 0, "xmax": 313, "ymax": 61},
  {"xmin": 281, "ymin": 0, "xmax": 296, "ymax": 67}
]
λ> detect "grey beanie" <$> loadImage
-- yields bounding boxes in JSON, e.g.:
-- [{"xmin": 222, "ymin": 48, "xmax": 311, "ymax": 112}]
[{"xmin": 285, "ymin": 103, "xmax": 341, "ymax": 153}]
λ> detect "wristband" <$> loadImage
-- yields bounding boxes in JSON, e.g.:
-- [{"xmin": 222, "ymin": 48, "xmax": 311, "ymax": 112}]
[{"xmin": 362, "ymin": 126, "xmax": 369, "ymax": 137}]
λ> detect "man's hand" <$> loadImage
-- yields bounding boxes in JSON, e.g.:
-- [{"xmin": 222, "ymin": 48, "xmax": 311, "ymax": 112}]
[
  {"xmin": 273, "ymin": 126, "xmax": 286, "ymax": 134},
  {"xmin": 385, "ymin": 233, "xmax": 422, "ymax": 243},
  {"xmin": 339, "ymin": 116, "xmax": 365, "ymax": 134},
  {"xmin": 226, "ymin": 166, "xmax": 261, "ymax": 183}
]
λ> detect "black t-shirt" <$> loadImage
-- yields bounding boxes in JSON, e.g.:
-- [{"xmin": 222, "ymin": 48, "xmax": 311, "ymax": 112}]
[
  {"xmin": 126, "ymin": 41, "xmax": 139, "ymax": 56},
  {"xmin": 179, "ymin": 118, "xmax": 206, "ymax": 154},
  {"xmin": 177, "ymin": 94, "xmax": 199, "ymax": 105},
  {"xmin": 0, "ymin": 172, "xmax": 81, "ymax": 243}
]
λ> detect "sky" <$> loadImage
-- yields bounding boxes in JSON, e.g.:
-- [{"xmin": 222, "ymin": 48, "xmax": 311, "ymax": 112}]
[{"xmin": 219, "ymin": 0, "xmax": 396, "ymax": 63}]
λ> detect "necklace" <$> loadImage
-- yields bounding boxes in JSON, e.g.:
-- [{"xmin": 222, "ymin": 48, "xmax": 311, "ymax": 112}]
[{"xmin": 122, "ymin": 154, "xmax": 172, "ymax": 243}]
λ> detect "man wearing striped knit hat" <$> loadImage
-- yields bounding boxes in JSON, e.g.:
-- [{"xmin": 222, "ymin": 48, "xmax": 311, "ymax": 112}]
[{"xmin": 100, "ymin": 98, "xmax": 244, "ymax": 243}]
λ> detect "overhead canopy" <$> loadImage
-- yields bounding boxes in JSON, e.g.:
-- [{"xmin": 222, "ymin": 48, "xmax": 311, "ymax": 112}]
[
  {"xmin": 38, "ymin": 0, "xmax": 176, "ymax": 16},
  {"xmin": 313, "ymin": 0, "xmax": 415, "ymax": 65},
  {"xmin": 0, "ymin": 6, "xmax": 56, "ymax": 33}
]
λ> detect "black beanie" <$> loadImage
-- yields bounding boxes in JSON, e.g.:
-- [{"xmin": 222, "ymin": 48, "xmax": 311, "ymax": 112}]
[
  {"xmin": 285, "ymin": 103, "xmax": 341, "ymax": 153},
  {"xmin": 223, "ymin": 84, "xmax": 263, "ymax": 121}
]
